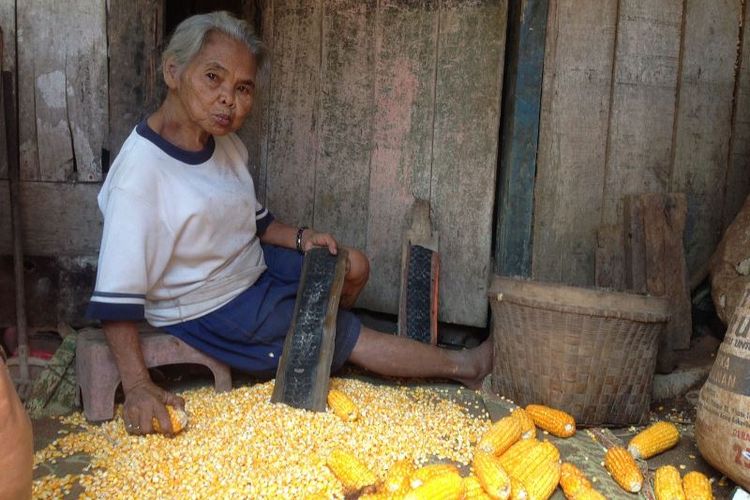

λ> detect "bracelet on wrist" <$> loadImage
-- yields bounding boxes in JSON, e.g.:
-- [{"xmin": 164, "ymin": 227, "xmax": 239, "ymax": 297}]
[{"xmin": 296, "ymin": 226, "xmax": 309, "ymax": 254}]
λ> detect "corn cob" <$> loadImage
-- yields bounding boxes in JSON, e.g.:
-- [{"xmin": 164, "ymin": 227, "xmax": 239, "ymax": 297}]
[
  {"xmin": 572, "ymin": 489, "xmax": 606, "ymax": 500},
  {"xmin": 510, "ymin": 408, "xmax": 536, "ymax": 440},
  {"xmin": 326, "ymin": 449, "xmax": 377, "ymax": 493},
  {"xmin": 627, "ymin": 421, "xmax": 679, "ymax": 460},
  {"xmin": 473, "ymin": 451, "xmax": 511, "ymax": 500},
  {"xmin": 682, "ymin": 471, "xmax": 713, "ymax": 500},
  {"xmin": 404, "ymin": 471, "xmax": 464, "ymax": 500},
  {"xmin": 501, "ymin": 440, "xmax": 560, "ymax": 484},
  {"xmin": 560, "ymin": 462, "xmax": 591, "ymax": 498},
  {"xmin": 384, "ymin": 458, "xmax": 416, "ymax": 493},
  {"xmin": 525, "ymin": 405, "xmax": 576, "ymax": 438},
  {"xmin": 478, "ymin": 415, "xmax": 522, "ymax": 455},
  {"xmin": 463, "ymin": 475, "xmax": 494, "ymax": 500},
  {"xmin": 498, "ymin": 439, "xmax": 539, "ymax": 471},
  {"xmin": 604, "ymin": 446, "xmax": 643, "ymax": 493},
  {"xmin": 509, "ymin": 477, "xmax": 528, "ymax": 500},
  {"xmin": 522, "ymin": 459, "xmax": 560, "ymax": 500},
  {"xmin": 410, "ymin": 464, "xmax": 461, "ymax": 489},
  {"xmin": 654, "ymin": 465, "xmax": 686, "ymax": 500},
  {"xmin": 327, "ymin": 389, "xmax": 358, "ymax": 422},
  {"xmin": 151, "ymin": 405, "xmax": 188, "ymax": 434}
]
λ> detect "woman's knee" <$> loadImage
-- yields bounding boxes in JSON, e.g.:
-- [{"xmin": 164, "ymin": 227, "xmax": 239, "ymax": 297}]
[{"xmin": 346, "ymin": 248, "xmax": 370, "ymax": 286}]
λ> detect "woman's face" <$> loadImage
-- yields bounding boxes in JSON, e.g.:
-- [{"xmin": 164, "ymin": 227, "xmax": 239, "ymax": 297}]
[{"xmin": 170, "ymin": 32, "xmax": 258, "ymax": 136}]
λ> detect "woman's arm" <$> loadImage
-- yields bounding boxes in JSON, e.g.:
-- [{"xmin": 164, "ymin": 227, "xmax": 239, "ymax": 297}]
[
  {"xmin": 259, "ymin": 220, "xmax": 338, "ymax": 254},
  {"xmin": 103, "ymin": 321, "xmax": 184, "ymax": 435}
]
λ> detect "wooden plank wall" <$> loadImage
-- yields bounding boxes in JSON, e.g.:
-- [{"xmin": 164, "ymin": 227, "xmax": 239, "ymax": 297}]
[
  {"xmin": 255, "ymin": 0, "xmax": 507, "ymax": 326},
  {"xmin": 533, "ymin": 0, "xmax": 750, "ymax": 287},
  {"xmin": 0, "ymin": 0, "xmax": 16, "ymax": 180}
]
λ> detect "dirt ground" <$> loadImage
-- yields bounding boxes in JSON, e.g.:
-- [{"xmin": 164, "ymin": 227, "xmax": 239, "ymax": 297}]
[{"xmin": 20, "ymin": 309, "xmax": 741, "ymax": 498}]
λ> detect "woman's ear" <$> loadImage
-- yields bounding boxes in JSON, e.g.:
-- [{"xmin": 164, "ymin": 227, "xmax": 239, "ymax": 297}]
[{"xmin": 163, "ymin": 57, "xmax": 180, "ymax": 89}]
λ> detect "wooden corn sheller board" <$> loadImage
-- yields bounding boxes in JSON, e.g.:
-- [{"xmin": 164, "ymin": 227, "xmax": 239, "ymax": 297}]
[
  {"xmin": 271, "ymin": 248, "xmax": 348, "ymax": 412},
  {"xmin": 397, "ymin": 200, "xmax": 439, "ymax": 345}
]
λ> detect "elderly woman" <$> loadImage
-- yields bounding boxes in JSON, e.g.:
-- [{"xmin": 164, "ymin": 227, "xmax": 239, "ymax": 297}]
[{"xmin": 87, "ymin": 11, "xmax": 491, "ymax": 435}]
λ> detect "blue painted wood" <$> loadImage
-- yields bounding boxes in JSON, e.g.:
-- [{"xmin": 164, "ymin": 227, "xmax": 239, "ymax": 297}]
[{"xmin": 494, "ymin": 0, "xmax": 549, "ymax": 276}]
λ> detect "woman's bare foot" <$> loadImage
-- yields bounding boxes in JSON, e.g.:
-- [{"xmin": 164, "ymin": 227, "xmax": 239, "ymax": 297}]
[{"xmin": 453, "ymin": 338, "xmax": 493, "ymax": 389}]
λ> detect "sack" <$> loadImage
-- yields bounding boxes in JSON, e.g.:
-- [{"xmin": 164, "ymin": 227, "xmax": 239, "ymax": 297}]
[
  {"xmin": 0, "ymin": 359, "xmax": 33, "ymax": 499},
  {"xmin": 696, "ymin": 284, "xmax": 750, "ymax": 489}
]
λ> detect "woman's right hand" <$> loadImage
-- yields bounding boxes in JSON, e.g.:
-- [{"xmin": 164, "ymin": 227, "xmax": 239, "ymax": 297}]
[{"xmin": 122, "ymin": 380, "xmax": 185, "ymax": 436}]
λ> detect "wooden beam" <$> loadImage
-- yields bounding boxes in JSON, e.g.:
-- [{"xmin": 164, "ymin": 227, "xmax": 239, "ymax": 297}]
[
  {"xmin": 107, "ymin": 0, "xmax": 164, "ymax": 162},
  {"xmin": 494, "ymin": 0, "xmax": 549, "ymax": 277},
  {"xmin": 313, "ymin": 0, "xmax": 376, "ymax": 249},
  {"xmin": 0, "ymin": 0, "xmax": 16, "ymax": 180},
  {"xmin": 724, "ymin": 1, "xmax": 750, "ymax": 227},
  {"xmin": 359, "ymin": 0, "xmax": 438, "ymax": 315},
  {"xmin": 671, "ymin": 0, "xmax": 741, "ymax": 275},
  {"xmin": 264, "ymin": 0, "xmax": 322, "ymax": 226},
  {"xmin": 533, "ymin": 0, "xmax": 618, "ymax": 286},
  {"xmin": 601, "ymin": 0, "xmax": 683, "ymax": 229},
  {"xmin": 431, "ymin": 0, "xmax": 506, "ymax": 326}
]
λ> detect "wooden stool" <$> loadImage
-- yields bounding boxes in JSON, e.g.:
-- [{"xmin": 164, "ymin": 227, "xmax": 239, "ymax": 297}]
[{"xmin": 76, "ymin": 329, "xmax": 232, "ymax": 422}]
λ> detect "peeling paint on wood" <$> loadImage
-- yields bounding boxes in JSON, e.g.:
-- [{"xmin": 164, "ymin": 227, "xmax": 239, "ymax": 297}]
[
  {"xmin": 495, "ymin": 0, "xmax": 549, "ymax": 278},
  {"xmin": 431, "ymin": 0, "xmax": 506, "ymax": 325},
  {"xmin": 533, "ymin": 0, "xmax": 618, "ymax": 286},
  {"xmin": 671, "ymin": 0, "xmax": 741, "ymax": 275},
  {"xmin": 0, "ymin": 181, "xmax": 102, "ymax": 256},
  {"xmin": 17, "ymin": 0, "xmax": 107, "ymax": 182},
  {"xmin": 359, "ymin": 0, "xmax": 437, "ymax": 314},
  {"xmin": 724, "ymin": 2, "xmax": 750, "ymax": 228},
  {"xmin": 108, "ymin": 0, "xmax": 164, "ymax": 161},
  {"xmin": 264, "ymin": 0, "xmax": 322, "ymax": 226}
]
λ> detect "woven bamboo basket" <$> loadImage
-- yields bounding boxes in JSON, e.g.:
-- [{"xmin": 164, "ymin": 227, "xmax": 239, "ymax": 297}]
[{"xmin": 488, "ymin": 277, "xmax": 670, "ymax": 426}]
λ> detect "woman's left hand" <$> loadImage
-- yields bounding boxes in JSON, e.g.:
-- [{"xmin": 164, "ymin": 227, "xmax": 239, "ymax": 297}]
[{"xmin": 302, "ymin": 229, "xmax": 338, "ymax": 255}]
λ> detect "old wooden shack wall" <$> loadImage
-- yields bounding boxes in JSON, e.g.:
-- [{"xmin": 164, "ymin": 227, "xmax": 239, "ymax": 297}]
[
  {"xmin": 0, "ymin": 0, "xmax": 506, "ymax": 327},
  {"xmin": 533, "ymin": 0, "xmax": 750, "ymax": 287}
]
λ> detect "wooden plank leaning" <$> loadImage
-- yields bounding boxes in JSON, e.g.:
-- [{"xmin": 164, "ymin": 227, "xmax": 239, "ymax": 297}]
[{"xmin": 272, "ymin": 248, "xmax": 348, "ymax": 411}]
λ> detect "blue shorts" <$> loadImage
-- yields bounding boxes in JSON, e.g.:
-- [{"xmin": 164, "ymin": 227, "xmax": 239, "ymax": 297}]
[{"xmin": 163, "ymin": 244, "xmax": 362, "ymax": 377}]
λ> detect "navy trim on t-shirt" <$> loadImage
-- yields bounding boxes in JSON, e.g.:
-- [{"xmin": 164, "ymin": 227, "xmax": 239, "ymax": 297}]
[
  {"xmin": 86, "ymin": 301, "xmax": 145, "ymax": 321},
  {"xmin": 256, "ymin": 212, "xmax": 275, "ymax": 236},
  {"xmin": 136, "ymin": 120, "xmax": 215, "ymax": 165}
]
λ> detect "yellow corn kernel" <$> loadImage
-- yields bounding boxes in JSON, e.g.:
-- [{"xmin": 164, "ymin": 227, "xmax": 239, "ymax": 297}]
[
  {"xmin": 604, "ymin": 446, "xmax": 643, "ymax": 493},
  {"xmin": 682, "ymin": 471, "xmax": 713, "ymax": 500},
  {"xmin": 327, "ymin": 389, "xmax": 358, "ymax": 422},
  {"xmin": 326, "ymin": 449, "xmax": 377, "ymax": 493},
  {"xmin": 384, "ymin": 458, "xmax": 416, "ymax": 493},
  {"xmin": 410, "ymin": 464, "xmax": 460, "ymax": 489},
  {"xmin": 478, "ymin": 415, "xmax": 522, "ymax": 455},
  {"xmin": 525, "ymin": 404, "xmax": 576, "ymax": 438},
  {"xmin": 654, "ymin": 465, "xmax": 686, "ymax": 500},
  {"xmin": 502, "ymin": 440, "xmax": 560, "ymax": 484},
  {"xmin": 560, "ymin": 462, "xmax": 591, "ymax": 498},
  {"xmin": 572, "ymin": 489, "xmax": 607, "ymax": 500},
  {"xmin": 522, "ymin": 459, "xmax": 560, "ymax": 500},
  {"xmin": 627, "ymin": 421, "xmax": 679, "ymax": 460},
  {"xmin": 510, "ymin": 408, "xmax": 536, "ymax": 440},
  {"xmin": 151, "ymin": 405, "xmax": 188, "ymax": 434},
  {"xmin": 463, "ymin": 475, "xmax": 493, "ymax": 500},
  {"xmin": 509, "ymin": 477, "xmax": 528, "ymax": 500},
  {"xmin": 473, "ymin": 451, "xmax": 511, "ymax": 500},
  {"xmin": 404, "ymin": 470, "xmax": 464, "ymax": 500},
  {"xmin": 498, "ymin": 439, "xmax": 539, "ymax": 470}
]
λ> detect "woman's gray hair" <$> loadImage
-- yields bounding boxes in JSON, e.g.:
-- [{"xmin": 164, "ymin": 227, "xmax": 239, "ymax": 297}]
[{"xmin": 162, "ymin": 11, "xmax": 263, "ymax": 71}]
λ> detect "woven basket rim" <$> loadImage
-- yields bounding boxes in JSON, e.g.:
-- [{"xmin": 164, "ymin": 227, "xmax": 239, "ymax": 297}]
[{"xmin": 488, "ymin": 276, "xmax": 670, "ymax": 323}]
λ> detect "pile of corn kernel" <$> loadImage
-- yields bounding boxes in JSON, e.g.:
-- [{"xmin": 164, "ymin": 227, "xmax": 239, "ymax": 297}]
[{"xmin": 33, "ymin": 378, "xmax": 491, "ymax": 499}]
